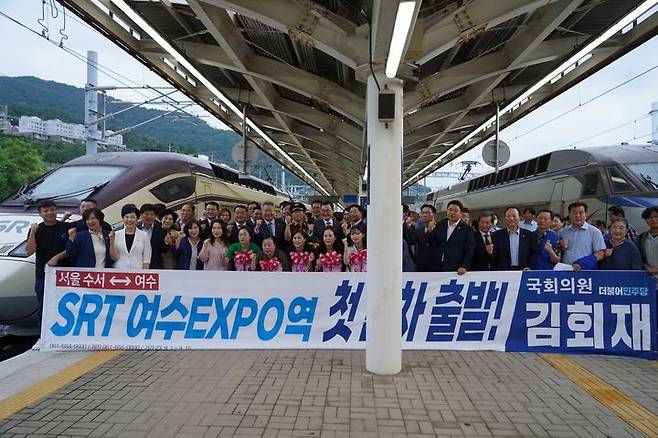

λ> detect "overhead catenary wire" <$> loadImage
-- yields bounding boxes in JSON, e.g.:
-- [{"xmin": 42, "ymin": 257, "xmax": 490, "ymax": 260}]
[
  {"xmin": 512, "ymin": 63, "xmax": 658, "ymax": 141},
  {"xmin": 0, "ymin": 10, "xmax": 147, "ymax": 94},
  {"xmin": 565, "ymin": 113, "xmax": 650, "ymax": 147},
  {"xmin": 0, "ymin": 8, "xmax": 208, "ymax": 120}
]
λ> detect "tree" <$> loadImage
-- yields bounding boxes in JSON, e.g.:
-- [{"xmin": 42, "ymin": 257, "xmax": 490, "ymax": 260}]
[{"xmin": 0, "ymin": 137, "xmax": 46, "ymax": 199}]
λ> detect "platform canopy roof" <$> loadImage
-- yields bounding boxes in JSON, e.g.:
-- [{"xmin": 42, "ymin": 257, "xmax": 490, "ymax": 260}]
[{"xmin": 60, "ymin": 0, "xmax": 658, "ymax": 196}]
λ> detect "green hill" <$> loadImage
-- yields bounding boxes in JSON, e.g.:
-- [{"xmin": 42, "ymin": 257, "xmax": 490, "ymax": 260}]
[
  {"xmin": 0, "ymin": 75, "xmax": 299, "ymax": 184},
  {"xmin": 0, "ymin": 75, "xmax": 235, "ymax": 155}
]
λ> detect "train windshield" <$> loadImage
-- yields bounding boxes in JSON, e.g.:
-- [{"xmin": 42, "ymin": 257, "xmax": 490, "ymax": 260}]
[
  {"xmin": 627, "ymin": 163, "xmax": 658, "ymax": 190},
  {"xmin": 22, "ymin": 165, "xmax": 125, "ymax": 204}
]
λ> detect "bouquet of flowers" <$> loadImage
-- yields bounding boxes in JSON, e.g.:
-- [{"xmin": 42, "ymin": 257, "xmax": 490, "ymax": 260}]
[
  {"xmin": 290, "ymin": 251, "xmax": 310, "ymax": 272},
  {"xmin": 319, "ymin": 251, "xmax": 342, "ymax": 272},
  {"xmin": 349, "ymin": 249, "xmax": 368, "ymax": 272},
  {"xmin": 259, "ymin": 257, "xmax": 282, "ymax": 272},
  {"xmin": 234, "ymin": 250, "xmax": 254, "ymax": 271}
]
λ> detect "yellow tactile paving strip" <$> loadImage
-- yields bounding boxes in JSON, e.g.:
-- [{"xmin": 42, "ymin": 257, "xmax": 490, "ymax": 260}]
[
  {"xmin": 541, "ymin": 354, "xmax": 658, "ymax": 438},
  {"xmin": 0, "ymin": 350, "xmax": 122, "ymax": 421}
]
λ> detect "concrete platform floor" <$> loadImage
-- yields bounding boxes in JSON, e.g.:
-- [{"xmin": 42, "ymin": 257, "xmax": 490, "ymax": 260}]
[{"xmin": 1, "ymin": 350, "xmax": 657, "ymax": 437}]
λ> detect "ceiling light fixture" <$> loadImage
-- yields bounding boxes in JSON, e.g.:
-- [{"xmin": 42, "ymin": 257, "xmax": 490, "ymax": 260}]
[{"xmin": 385, "ymin": 1, "xmax": 417, "ymax": 79}]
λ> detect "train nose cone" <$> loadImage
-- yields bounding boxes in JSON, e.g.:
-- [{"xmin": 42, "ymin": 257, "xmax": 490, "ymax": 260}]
[{"xmin": 0, "ymin": 258, "xmax": 38, "ymax": 325}]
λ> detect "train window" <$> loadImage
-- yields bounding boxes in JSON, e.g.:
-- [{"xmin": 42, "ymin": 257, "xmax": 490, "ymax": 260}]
[
  {"xmin": 537, "ymin": 154, "xmax": 550, "ymax": 173},
  {"xmin": 627, "ymin": 163, "xmax": 658, "ymax": 190},
  {"xmin": 527, "ymin": 158, "xmax": 538, "ymax": 176},
  {"xmin": 24, "ymin": 165, "xmax": 125, "ymax": 204},
  {"xmin": 210, "ymin": 164, "xmax": 239, "ymax": 183},
  {"xmin": 502, "ymin": 167, "xmax": 511, "ymax": 183},
  {"xmin": 518, "ymin": 161, "xmax": 529, "ymax": 178},
  {"xmin": 581, "ymin": 171, "xmax": 601, "ymax": 196},
  {"xmin": 150, "ymin": 176, "xmax": 196, "ymax": 203},
  {"xmin": 606, "ymin": 167, "xmax": 634, "ymax": 193}
]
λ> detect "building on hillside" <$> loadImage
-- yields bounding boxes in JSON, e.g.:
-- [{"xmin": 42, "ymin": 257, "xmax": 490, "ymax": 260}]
[
  {"xmin": 102, "ymin": 130, "xmax": 125, "ymax": 148},
  {"xmin": 18, "ymin": 116, "xmax": 47, "ymax": 140},
  {"xmin": 45, "ymin": 119, "xmax": 85, "ymax": 143},
  {"xmin": 17, "ymin": 115, "xmax": 124, "ymax": 147}
]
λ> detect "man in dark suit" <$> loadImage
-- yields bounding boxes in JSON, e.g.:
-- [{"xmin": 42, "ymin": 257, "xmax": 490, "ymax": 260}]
[
  {"xmin": 313, "ymin": 201, "xmax": 343, "ymax": 241},
  {"xmin": 228, "ymin": 204, "xmax": 255, "ymax": 245},
  {"xmin": 309, "ymin": 200, "xmax": 323, "ymax": 223},
  {"xmin": 413, "ymin": 204, "xmax": 441, "ymax": 272},
  {"xmin": 199, "ymin": 201, "xmax": 220, "ymax": 238},
  {"xmin": 137, "ymin": 204, "xmax": 170, "ymax": 269},
  {"xmin": 257, "ymin": 201, "xmax": 286, "ymax": 248},
  {"xmin": 472, "ymin": 211, "xmax": 495, "ymax": 271},
  {"xmin": 435, "ymin": 200, "xmax": 474, "ymax": 274},
  {"xmin": 492, "ymin": 206, "xmax": 535, "ymax": 270},
  {"xmin": 342, "ymin": 204, "xmax": 367, "ymax": 246}
]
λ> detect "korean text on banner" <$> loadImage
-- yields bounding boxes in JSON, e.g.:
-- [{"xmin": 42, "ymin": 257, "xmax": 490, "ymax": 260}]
[{"xmin": 42, "ymin": 267, "xmax": 656, "ymax": 358}]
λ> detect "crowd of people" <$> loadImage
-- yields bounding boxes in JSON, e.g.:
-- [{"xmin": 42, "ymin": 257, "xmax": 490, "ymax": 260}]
[
  {"xmin": 25, "ymin": 196, "xmax": 658, "ymax": 322},
  {"xmin": 406, "ymin": 200, "xmax": 652, "ymax": 275},
  {"xmin": 25, "ymin": 198, "xmax": 369, "ymax": 313}
]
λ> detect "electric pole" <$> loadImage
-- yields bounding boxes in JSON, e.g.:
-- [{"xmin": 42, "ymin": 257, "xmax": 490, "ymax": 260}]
[{"xmin": 84, "ymin": 51, "xmax": 99, "ymax": 155}]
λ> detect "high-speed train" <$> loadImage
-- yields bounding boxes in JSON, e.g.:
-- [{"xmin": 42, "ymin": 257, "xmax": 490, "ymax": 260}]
[
  {"xmin": 426, "ymin": 144, "xmax": 658, "ymax": 229},
  {"xmin": 0, "ymin": 152, "xmax": 291, "ymax": 330}
]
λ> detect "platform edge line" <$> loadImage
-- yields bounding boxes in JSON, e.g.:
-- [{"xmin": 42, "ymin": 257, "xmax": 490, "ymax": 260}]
[
  {"xmin": 0, "ymin": 350, "xmax": 122, "ymax": 421},
  {"xmin": 540, "ymin": 353, "xmax": 658, "ymax": 438}
]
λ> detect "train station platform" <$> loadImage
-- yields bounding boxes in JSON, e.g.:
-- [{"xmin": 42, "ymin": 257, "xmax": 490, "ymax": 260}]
[{"xmin": 0, "ymin": 350, "xmax": 657, "ymax": 438}]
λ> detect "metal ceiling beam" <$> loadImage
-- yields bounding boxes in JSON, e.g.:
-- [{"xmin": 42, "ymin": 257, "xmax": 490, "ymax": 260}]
[
  {"xmin": 215, "ymin": 89, "xmax": 363, "ymax": 149},
  {"xmin": 405, "ymin": 36, "xmax": 587, "ymax": 111},
  {"xmin": 251, "ymin": 115, "xmax": 361, "ymax": 162},
  {"xmin": 196, "ymin": 0, "xmax": 368, "ymax": 67},
  {"xmin": 149, "ymin": 40, "xmax": 366, "ymax": 126},
  {"xmin": 270, "ymin": 138, "xmax": 360, "ymax": 172},
  {"xmin": 406, "ymin": 0, "xmax": 585, "ymax": 176},
  {"xmin": 420, "ymin": 0, "xmax": 561, "ymax": 64},
  {"xmin": 402, "ymin": 84, "xmax": 531, "ymax": 133},
  {"xmin": 187, "ymin": 0, "xmax": 341, "ymax": 193},
  {"xmin": 405, "ymin": 120, "xmax": 477, "ymax": 147}
]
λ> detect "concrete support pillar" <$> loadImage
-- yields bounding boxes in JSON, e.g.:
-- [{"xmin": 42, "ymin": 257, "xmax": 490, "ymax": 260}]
[
  {"xmin": 85, "ymin": 50, "xmax": 99, "ymax": 155},
  {"xmin": 365, "ymin": 73, "xmax": 403, "ymax": 375}
]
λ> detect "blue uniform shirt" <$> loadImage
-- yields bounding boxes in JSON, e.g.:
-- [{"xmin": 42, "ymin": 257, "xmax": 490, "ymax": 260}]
[
  {"xmin": 559, "ymin": 222, "xmax": 606, "ymax": 265},
  {"xmin": 533, "ymin": 229, "xmax": 560, "ymax": 270}
]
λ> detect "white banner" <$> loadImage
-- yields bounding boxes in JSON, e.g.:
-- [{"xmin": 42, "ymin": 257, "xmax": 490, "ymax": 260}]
[{"xmin": 42, "ymin": 267, "xmax": 520, "ymax": 351}]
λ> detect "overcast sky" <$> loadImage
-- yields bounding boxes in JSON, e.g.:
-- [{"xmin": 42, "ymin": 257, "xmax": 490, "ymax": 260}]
[{"xmin": 1, "ymin": 0, "xmax": 657, "ymax": 191}]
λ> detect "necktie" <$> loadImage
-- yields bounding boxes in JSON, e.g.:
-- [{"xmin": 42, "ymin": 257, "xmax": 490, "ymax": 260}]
[
  {"xmin": 325, "ymin": 220, "xmax": 331, "ymax": 227},
  {"xmin": 269, "ymin": 221, "xmax": 275, "ymax": 235},
  {"xmin": 484, "ymin": 233, "xmax": 491, "ymax": 245}
]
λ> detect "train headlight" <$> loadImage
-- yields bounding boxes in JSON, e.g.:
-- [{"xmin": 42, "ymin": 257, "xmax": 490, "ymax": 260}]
[{"xmin": 8, "ymin": 240, "xmax": 29, "ymax": 258}]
